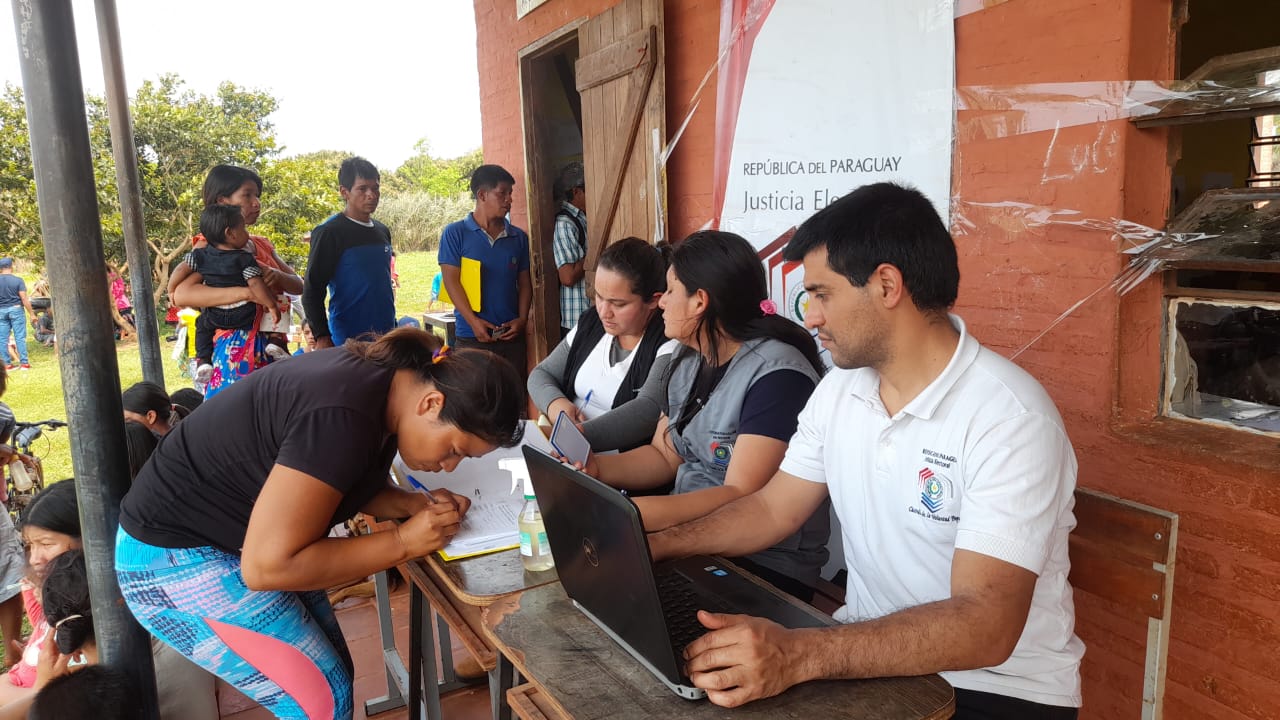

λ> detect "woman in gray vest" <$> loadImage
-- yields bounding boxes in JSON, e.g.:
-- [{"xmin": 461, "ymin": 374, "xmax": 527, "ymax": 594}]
[{"xmin": 584, "ymin": 231, "xmax": 830, "ymax": 600}]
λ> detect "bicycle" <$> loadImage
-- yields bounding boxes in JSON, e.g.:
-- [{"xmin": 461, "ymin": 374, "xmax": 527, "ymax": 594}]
[{"xmin": 4, "ymin": 419, "xmax": 64, "ymax": 521}]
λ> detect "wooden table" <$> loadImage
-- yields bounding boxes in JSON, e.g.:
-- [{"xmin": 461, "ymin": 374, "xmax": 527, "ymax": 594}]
[
  {"xmin": 484, "ymin": 583, "xmax": 955, "ymax": 720},
  {"xmin": 365, "ymin": 547, "xmax": 558, "ymax": 719}
]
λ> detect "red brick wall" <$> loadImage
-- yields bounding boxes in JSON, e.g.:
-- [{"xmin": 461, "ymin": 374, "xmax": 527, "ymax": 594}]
[
  {"xmin": 472, "ymin": 0, "xmax": 718, "ymax": 241},
  {"xmin": 475, "ymin": 1, "xmax": 1280, "ymax": 718}
]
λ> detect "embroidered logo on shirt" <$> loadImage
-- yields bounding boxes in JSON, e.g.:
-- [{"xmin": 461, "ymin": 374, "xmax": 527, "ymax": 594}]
[
  {"xmin": 910, "ymin": 466, "xmax": 958, "ymax": 523},
  {"xmin": 710, "ymin": 441, "xmax": 733, "ymax": 468},
  {"xmin": 919, "ymin": 468, "xmax": 948, "ymax": 512}
]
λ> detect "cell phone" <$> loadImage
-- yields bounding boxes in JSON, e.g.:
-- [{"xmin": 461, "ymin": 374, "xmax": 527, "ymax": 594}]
[
  {"xmin": 550, "ymin": 411, "xmax": 591, "ymax": 467},
  {"xmin": 490, "ymin": 324, "xmax": 509, "ymax": 338}
]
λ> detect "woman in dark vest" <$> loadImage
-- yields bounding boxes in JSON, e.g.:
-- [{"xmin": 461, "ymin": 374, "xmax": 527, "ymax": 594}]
[
  {"xmin": 582, "ymin": 231, "xmax": 830, "ymax": 600},
  {"xmin": 528, "ymin": 237, "xmax": 677, "ymax": 453}
]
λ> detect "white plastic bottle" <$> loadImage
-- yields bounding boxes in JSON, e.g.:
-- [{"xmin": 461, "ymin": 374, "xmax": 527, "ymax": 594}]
[
  {"xmin": 8, "ymin": 460, "xmax": 31, "ymax": 492},
  {"xmin": 502, "ymin": 458, "xmax": 555, "ymax": 571}
]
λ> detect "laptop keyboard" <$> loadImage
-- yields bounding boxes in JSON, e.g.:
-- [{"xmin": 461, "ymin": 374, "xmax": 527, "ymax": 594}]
[{"xmin": 655, "ymin": 570, "xmax": 731, "ymax": 657}]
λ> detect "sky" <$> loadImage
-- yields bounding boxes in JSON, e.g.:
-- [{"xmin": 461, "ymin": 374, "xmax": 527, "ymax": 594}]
[{"xmin": 0, "ymin": 0, "xmax": 482, "ymax": 170}]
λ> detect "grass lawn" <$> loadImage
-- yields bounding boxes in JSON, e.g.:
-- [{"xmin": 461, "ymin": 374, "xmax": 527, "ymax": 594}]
[{"xmin": 3, "ymin": 250, "xmax": 444, "ymax": 483}]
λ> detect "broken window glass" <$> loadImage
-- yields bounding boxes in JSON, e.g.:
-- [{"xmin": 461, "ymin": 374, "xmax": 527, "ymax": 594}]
[
  {"xmin": 1166, "ymin": 298, "xmax": 1280, "ymax": 433},
  {"xmin": 1134, "ymin": 47, "xmax": 1280, "ymax": 128}
]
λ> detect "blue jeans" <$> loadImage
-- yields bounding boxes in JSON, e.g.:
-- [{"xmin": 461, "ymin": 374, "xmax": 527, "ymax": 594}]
[{"xmin": 0, "ymin": 306, "xmax": 26, "ymax": 365}]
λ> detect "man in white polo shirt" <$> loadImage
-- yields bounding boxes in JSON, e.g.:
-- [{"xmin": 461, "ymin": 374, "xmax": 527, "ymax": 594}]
[{"xmin": 650, "ymin": 182, "xmax": 1083, "ymax": 719}]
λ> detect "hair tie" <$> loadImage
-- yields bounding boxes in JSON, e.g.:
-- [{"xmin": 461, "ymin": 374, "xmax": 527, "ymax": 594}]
[
  {"xmin": 432, "ymin": 344, "xmax": 451, "ymax": 364},
  {"xmin": 53, "ymin": 614, "xmax": 83, "ymax": 630},
  {"xmin": 759, "ymin": 299, "xmax": 778, "ymax": 316}
]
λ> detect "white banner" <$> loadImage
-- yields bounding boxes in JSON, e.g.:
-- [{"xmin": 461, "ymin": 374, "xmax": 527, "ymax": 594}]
[{"xmin": 712, "ymin": 0, "xmax": 955, "ymax": 325}]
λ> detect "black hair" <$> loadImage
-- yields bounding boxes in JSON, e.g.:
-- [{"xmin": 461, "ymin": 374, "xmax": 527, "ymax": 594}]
[
  {"xmin": 41, "ymin": 549, "xmax": 93, "ymax": 655},
  {"xmin": 201, "ymin": 164, "xmax": 263, "ymax": 208},
  {"xmin": 597, "ymin": 237, "xmax": 669, "ymax": 299},
  {"xmin": 469, "ymin": 164, "xmax": 515, "ymax": 197},
  {"xmin": 29, "ymin": 666, "xmax": 139, "ymax": 720},
  {"xmin": 123, "ymin": 421, "xmax": 158, "ymax": 481},
  {"xmin": 783, "ymin": 182, "xmax": 959, "ymax": 313},
  {"xmin": 553, "ymin": 162, "xmax": 585, "ymax": 203},
  {"xmin": 169, "ymin": 387, "xmax": 205, "ymax": 414},
  {"xmin": 199, "ymin": 204, "xmax": 244, "ymax": 250},
  {"xmin": 19, "ymin": 479, "xmax": 80, "ymax": 538},
  {"xmin": 339, "ymin": 156, "xmax": 380, "ymax": 190},
  {"xmin": 345, "ymin": 328, "xmax": 525, "ymax": 449},
  {"xmin": 121, "ymin": 381, "xmax": 172, "ymax": 419},
  {"xmin": 668, "ymin": 231, "xmax": 824, "ymax": 433},
  {"xmin": 670, "ymin": 230, "xmax": 824, "ymax": 374}
]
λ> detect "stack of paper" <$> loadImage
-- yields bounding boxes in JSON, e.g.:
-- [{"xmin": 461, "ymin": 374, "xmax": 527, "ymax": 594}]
[
  {"xmin": 391, "ymin": 420, "xmax": 555, "ymax": 561},
  {"xmin": 437, "ymin": 503, "xmax": 521, "ymax": 561}
]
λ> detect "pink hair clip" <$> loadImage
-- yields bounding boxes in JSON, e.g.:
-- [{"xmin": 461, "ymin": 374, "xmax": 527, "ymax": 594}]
[
  {"xmin": 759, "ymin": 299, "xmax": 778, "ymax": 316},
  {"xmin": 432, "ymin": 344, "xmax": 451, "ymax": 364}
]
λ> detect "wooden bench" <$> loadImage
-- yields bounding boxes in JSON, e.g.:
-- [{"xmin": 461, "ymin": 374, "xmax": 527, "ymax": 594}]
[
  {"xmin": 1068, "ymin": 488, "xmax": 1178, "ymax": 720},
  {"xmin": 809, "ymin": 488, "xmax": 1178, "ymax": 719}
]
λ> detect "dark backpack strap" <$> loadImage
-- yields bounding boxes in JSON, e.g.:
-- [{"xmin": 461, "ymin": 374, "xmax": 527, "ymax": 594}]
[
  {"xmin": 562, "ymin": 306, "xmax": 605, "ymax": 393},
  {"xmin": 555, "ymin": 207, "xmax": 588, "ymax": 253},
  {"xmin": 610, "ymin": 311, "xmax": 669, "ymax": 409}
]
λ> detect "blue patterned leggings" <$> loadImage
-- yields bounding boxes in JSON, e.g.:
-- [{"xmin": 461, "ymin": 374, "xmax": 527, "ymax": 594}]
[{"xmin": 115, "ymin": 527, "xmax": 354, "ymax": 720}]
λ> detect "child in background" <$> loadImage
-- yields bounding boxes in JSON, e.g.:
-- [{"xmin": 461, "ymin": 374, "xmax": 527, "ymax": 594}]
[
  {"xmin": 170, "ymin": 205, "xmax": 280, "ymax": 384},
  {"xmin": 107, "ymin": 266, "xmax": 135, "ymax": 331},
  {"xmin": 16, "ymin": 551, "xmax": 139, "ymax": 720}
]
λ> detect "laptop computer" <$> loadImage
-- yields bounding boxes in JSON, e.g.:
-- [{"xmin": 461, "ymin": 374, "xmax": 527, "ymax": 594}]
[{"xmin": 522, "ymin": 446, "xmax": 833, "ymax": 700}]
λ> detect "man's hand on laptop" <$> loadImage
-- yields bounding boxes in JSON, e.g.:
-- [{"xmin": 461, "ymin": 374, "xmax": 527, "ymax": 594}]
[{"xmin": 682, "ymin": 610, "xmax": 810, "ymax": 707}]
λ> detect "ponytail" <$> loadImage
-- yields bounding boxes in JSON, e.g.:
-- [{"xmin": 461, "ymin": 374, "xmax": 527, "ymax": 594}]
[
  {"xmin": 42, "ymin": 550, "xmax": 94, "ymax": 655},
  {"xmin": 346, "ymin": 328, "xmax": 525, "ymax": 448}
]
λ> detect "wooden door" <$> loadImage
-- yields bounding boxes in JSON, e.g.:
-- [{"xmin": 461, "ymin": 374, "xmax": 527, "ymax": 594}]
[{"xmin": 576, "ymin": 0, "xmax": 667, "ymax": 270}]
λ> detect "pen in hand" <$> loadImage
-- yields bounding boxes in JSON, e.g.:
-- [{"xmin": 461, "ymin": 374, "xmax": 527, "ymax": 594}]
[{"xmin": 407, "ymin": 474, "xmax": 440, "ymax": 504}]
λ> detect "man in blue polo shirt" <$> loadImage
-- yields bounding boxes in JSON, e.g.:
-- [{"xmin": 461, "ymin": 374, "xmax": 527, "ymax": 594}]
[
  {"xmin": 438, "ymin": 164, "xmax": 531, "ymax": 382},
  {"xmin": 302, "ymin": 157, "xmax": 396, "ymax": 348}
]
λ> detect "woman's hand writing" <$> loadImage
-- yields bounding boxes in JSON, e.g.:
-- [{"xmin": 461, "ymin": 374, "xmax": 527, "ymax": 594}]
[
  {"xmin": 396, "ymin": 499, "xmax": 463, "ymax": 557},
  {"xmin": 547, "ymin": 398, "xmax": 586, "ymax": 426}
]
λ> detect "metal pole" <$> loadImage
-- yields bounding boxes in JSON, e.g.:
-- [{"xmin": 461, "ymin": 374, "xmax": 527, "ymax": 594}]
[
  {"xmin": 9, "ymin": 1, "xmax": 159, "ymax": 717},
  {"xmin": 94, "ymin": 0, "xmax": 163, "ymax": 385}
]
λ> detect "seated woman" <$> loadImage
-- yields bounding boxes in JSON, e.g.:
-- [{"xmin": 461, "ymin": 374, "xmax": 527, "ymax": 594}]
[
  {"xmin": 121, "ymin": 381, "xmax": 176, "ymax": 437},
  {"xmin": 2, "ymin": 550, "xmax": 142, "ymax": 720},
  {"xmin": 0, "ymin": 481, "xmax": 82, "ymax": 707},
  {"xmin": 0, "ymin": 549, "xmax": 96, "ymax": 720},
  {"xmin": 5, "ymin": 481, "xmax": 218, "ymax": 720},
  {"xmin": 528, "ymin": 238, "xmax": 676, "ymax": 453},
  {"xmin": 584, "ymin": 231, "xmax": 830, "ymax": 600}
]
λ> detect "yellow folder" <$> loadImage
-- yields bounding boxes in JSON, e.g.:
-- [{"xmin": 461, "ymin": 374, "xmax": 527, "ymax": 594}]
[{"xmin": 439, "ymin": 257, "xmax": 482, "ymax": 312}]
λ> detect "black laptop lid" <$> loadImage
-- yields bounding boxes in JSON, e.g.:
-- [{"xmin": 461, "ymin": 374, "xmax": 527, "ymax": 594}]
[{"xmin": 521, "ymin": 446, "xmax": 683, "ymax": 682}]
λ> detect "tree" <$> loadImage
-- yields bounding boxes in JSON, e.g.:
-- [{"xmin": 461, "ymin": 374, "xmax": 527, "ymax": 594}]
[
  {"xmin": 129, "ymin": 75, "xmax": 281, "ymax": 303},
  {"xmin": 0, "ymin": 85, "xmax": 41, "ymax": 263},
  {"xmin": 386, "ymin": 141, "xmax": 482, "ymax": 198},
  {"xmin": 257, "ymin": 151, "xmax": 348, "ymax": 267}
]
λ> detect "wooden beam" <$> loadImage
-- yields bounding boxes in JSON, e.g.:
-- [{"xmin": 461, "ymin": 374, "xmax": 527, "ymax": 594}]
[
  {"xmin": 581, "ymin": 25, "xmax": 658, "ymax": 270},
  {"xmin": 575, "ymin": 25, "xmax": 654, "ymax": 93}
]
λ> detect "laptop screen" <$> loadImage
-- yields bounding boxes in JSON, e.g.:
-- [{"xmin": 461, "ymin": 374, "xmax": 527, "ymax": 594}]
[{"xmin": 522, "ymin": 446, "xmax": 684, "ymax": 683}]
